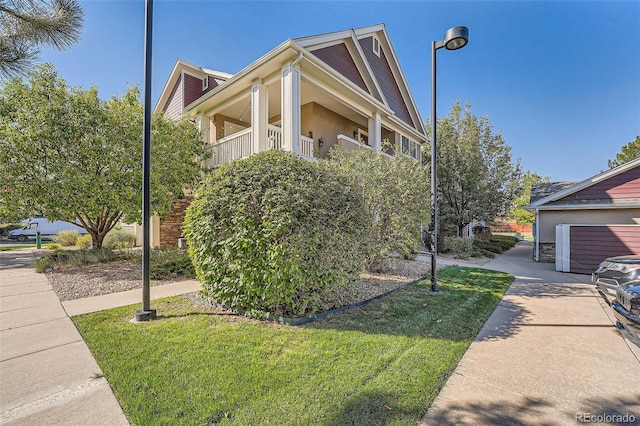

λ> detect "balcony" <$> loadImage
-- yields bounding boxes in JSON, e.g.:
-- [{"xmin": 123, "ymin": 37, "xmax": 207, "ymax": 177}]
[{"xmin": 204, "ymin": 124, "xmax": 314, "ymax": 168}]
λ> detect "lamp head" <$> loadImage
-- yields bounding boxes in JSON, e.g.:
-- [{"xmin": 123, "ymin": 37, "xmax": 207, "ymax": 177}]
[{"xmin": 443, "ymin": 26, "xmax": 469, "ymax": 50}]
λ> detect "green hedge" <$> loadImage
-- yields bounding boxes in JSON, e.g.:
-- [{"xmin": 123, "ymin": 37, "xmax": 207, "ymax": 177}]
[
  {"xmin": 184, "ymin": 150, "xmax": 370, "ymax": 317},
  {"xmin": 473, "ymin": 234, "xmax": 518, "ymax": 254}
]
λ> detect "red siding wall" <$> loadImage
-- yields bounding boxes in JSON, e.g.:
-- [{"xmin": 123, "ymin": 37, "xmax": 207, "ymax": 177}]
[
  {"xmin": 558, "ymin": 165, "xmax": 640, "ymax": 203},
  {"xmin": 183, "ymin": 74, "xmax": 204, "ymax": 107},
  {"xmin": 569, "ymin": 225, "xmax": 640, "ymax": 273},
  {"xmin": 310, "ymin": 43, "xmax": 369, "ymax": 92},
  {"xmin": 358, "ymin": 36, "xmax": 414, "ymax": 128}
]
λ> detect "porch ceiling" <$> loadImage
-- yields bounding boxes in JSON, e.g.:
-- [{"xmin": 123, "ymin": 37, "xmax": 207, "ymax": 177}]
[{"xmin": 207, "ymin": 79, "xmax": 368, "ymax": 128}]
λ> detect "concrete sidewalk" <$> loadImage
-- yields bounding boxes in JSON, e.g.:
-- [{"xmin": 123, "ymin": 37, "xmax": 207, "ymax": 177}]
[
  {"xmin": 421, "ymin": 242, "xmax": 640, "ymax": 425},
  {"xmin": 0, "ymin": 249, "xmax": 199, "ymax": 425},
  {"xmin": 0, "ymin": 249, "xmax": 130, "ymax": 425}
]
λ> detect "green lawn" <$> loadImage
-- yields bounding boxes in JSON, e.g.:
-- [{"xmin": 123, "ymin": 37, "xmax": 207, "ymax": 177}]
[{"xmin": 73, "ymin": 266, "xmax": 513, "ymax": 425}]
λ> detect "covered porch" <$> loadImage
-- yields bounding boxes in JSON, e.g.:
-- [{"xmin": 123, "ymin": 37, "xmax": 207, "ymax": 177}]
[{"xmin": 189, "ymin": 48, "xmax": 423, "ymax": 168}]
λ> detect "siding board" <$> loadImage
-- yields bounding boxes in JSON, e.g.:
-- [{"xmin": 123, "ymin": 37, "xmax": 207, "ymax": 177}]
[
  {"xmin": 555, "ymin": 165, "xmax": 640, "ymax": 203},
  {"xmin": 310, "ymin": 43, "xmax": 369, "ymax": 92},
  {"xmin": 569, "ymin": 225, "xmax": 640, "ymax": 273},
  {"xmin": 358, "ymin": 36, "xmax": 414, "ymax": 128},
  {"xmin": 163, "ymin": 78, "xmax": 183, "ymax": 120},
  {"xmin": 184, "ymin": 74, "xmax": 204, "ymax": 106}
]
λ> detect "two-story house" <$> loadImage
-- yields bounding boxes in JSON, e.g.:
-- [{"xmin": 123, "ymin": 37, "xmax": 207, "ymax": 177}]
[{"xmin": 149, "ymin": 23, "xmax": 427, "ymax": 247}]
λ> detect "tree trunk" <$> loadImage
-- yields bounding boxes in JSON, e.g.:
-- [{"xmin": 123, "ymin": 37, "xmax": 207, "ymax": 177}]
[{"xmin": 75, "ymin": 210, "xmax": 123, "ymax": 250}]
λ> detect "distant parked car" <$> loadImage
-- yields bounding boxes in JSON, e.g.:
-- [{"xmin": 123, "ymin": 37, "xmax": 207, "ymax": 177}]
[
  {"xmin": 592, "ymin": 255, "xmax": 640, "ymax": 305},
  {"xmin": 8, "ymin": 218, "xmax": 87, "ymax": 242},
  {"xmin": 611, "ymin": 281, "xmax": 640, "ymax": 348}
]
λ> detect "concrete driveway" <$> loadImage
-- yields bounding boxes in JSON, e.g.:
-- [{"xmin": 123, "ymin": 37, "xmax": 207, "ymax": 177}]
[{"xmin": 421, "ymin": 242, "xmax": 640, "ymax": 425}]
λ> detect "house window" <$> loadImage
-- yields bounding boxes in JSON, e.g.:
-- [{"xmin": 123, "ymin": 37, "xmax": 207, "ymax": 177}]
[
  {"xmin": 372, "ymin": 36, "xmax": 380, "ymax": 57},
  {"xmin": 202, "ymin": 76, "xmax": 209, "ymax": 90},
  {"xmin": 401, "ymin": 135, "xmax": 419, "ymax": 159}
]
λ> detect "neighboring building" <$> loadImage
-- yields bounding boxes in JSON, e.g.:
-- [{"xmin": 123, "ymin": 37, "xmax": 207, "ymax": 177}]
[
  {"xmin": 525, "ymin": 158, "xmax": 640, "ymax": 273},
  {"xmin": 149, "ymin": 24, "xmax": 427, "ymax": 247}
]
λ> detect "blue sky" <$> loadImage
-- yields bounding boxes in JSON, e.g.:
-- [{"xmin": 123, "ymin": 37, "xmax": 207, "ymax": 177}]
[{"xmin": 37, "ymin": 0, "xmax": 640, "ymax": 182}]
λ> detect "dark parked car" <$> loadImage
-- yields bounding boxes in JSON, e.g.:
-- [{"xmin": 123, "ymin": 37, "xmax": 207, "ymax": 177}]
[
  {"xmin": 592, "ymin": 255, "xmax": 640, "ymax": 305},
  {"xmin": 611, "ymin": 281, "xmax": 640, "ymax": 348}
]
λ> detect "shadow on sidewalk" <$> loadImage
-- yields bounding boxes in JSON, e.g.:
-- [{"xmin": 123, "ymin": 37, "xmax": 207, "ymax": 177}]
[
  {"xmin": 425, "ymin": 397, "xmax": 554, "ymax": 425},
  {"xmin": 0, "ymin": 250, "xmax": 35, "ymax": 270}
]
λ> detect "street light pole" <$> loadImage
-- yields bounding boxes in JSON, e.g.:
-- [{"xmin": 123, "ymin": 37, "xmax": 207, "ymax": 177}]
[
  {"xmin": 135, "ymin": 0, "xmax": 157, "ymax": 321},
  {"xmin": 430, "ymin": 26, "xmax": 469, "ymax": 292}
]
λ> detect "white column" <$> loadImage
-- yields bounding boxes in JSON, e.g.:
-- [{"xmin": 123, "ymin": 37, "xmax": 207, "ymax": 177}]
[
  {"xmin": 251, "ymin": 80, "xmax": 268, "ymax": 153},
  {"xmin": 368, "ymin": 112, "xmax": 382, "ymax": 151},
  {"xmin": 281, "ymin": 62, "xmax": 301, "ymax": 154},
  {"xmin": 197, "ymin": 114, "xmax": 210, "ymax": 144}
]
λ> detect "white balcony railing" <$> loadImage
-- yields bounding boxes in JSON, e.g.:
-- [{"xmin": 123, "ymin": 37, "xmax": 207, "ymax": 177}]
[
  {"xmin": 205, "ymin": 127, "xmax": 253, "ymax": 168},
  {"xmin": 268, "ymin": 124, "xmax": 282, "ymax": 150},
  {"xmin": 205, "ymin": 126, "xmax": 315, "ymax": 168},
  {"xmin": 300, "ymin": 135, "xmax": 314, "ymax": 159}
]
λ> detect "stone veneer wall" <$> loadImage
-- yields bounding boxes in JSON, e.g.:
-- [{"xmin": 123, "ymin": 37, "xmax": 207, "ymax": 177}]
[
  {"xmin": 159, "ymin": 197, "xmax": 193, "ymax": 248},
  {"xmin": 538, "ymin": 242, "xmax": 555, "ymax": 263}
]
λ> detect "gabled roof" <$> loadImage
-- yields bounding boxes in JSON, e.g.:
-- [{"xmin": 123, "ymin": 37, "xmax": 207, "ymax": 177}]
[
  {"xmin": 154, "ymin": 59, "xmax": 233, "ymax": 115},
  {"xmin": 157, "ymin": 25, "xmax": 426, "ymax": 141},
  {"xmin": 294, "ymin": 24, "xmax": 426, "ymax": 136},
  {"xmin": 525, "ymin": 157, "xmax": 640, "ymax": 210},
  {"xmin": 529, "ymin": 181, "xmax": 580, "ymax": 203}
]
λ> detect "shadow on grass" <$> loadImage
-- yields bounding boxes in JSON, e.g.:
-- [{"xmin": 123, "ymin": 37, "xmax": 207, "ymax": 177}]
[
  {"xmin": 156, "ymin": 310, "xmax": 238, "ymax": 320},
  {"xmin": 325, "ymin": 390, "xmax": 414, "ymax": 425}
]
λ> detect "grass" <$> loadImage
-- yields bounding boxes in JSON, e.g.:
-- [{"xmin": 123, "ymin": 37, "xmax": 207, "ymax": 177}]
[
  {"xmin": 73, "ymin": 266, "xmax": 513, "ymax": 425},
  {"xmin": 0, "ymin": 243, "xmax": 58, "ymax": 252}
]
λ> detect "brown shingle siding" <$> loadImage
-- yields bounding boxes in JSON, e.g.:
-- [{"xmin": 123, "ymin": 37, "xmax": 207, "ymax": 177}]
[
  {"xmin": 569, "ymin": 225, "xmax": 640, "ymax": 273},
  {"xmin": 184, "ymin": 73, "xmax": 204, "ymax": 106},
  {"xmin": 557, "ymin": 166, "xmax": 640, "ymax": 203},
  {"xmin": 310, "ymin": 43, "xmax": 369, "ymax": 92},
  {"xmin": 358, "ymin": 36, "xmax": 414, "ymax": 128}
]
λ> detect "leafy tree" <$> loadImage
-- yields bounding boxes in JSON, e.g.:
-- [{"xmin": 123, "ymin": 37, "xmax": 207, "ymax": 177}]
[
  {"xmin": 508, "ymin": 171, "xmax": 549, "ymax": 225},
  {"xmin": 429, "ymin": 101, "xmax": 522, "ymax": 236},
  {"xmin": 0, "ymin": 0, "xmax": 83, "ymax": 80},
  {"xmin": 608, "ymin": 136, "xmax": 640, "ymax": 168},
  {"xmin": 0, "ymin": 64, "xmax": 203, "ymax": 248},
  {"xmin": 326, "ymin": 142, "xmax": 429, "ymax": 268}
]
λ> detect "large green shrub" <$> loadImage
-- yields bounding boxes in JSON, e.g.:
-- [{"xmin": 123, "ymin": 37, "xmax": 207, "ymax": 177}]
[
  {"xmin": 326, "ymin": 143, "xmax": 429, "ymax": 269},
  {"xmin": 184, "ymin": 150, "xmax": 370, "ymax": 317}
]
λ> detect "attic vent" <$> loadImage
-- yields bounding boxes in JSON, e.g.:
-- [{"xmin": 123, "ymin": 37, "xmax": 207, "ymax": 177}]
[
  {"xmin": 372, "ymin": 36, "xmax": 380, "ymax": 57},
  {"xmin": 202, "ymin": 76, "xmax": 209, "ymax": 90}
]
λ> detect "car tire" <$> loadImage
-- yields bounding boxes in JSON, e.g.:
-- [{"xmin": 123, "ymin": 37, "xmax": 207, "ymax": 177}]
[{"xmin": 16, "ymin": 235, "xmax": 28, "ymax": 242}]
